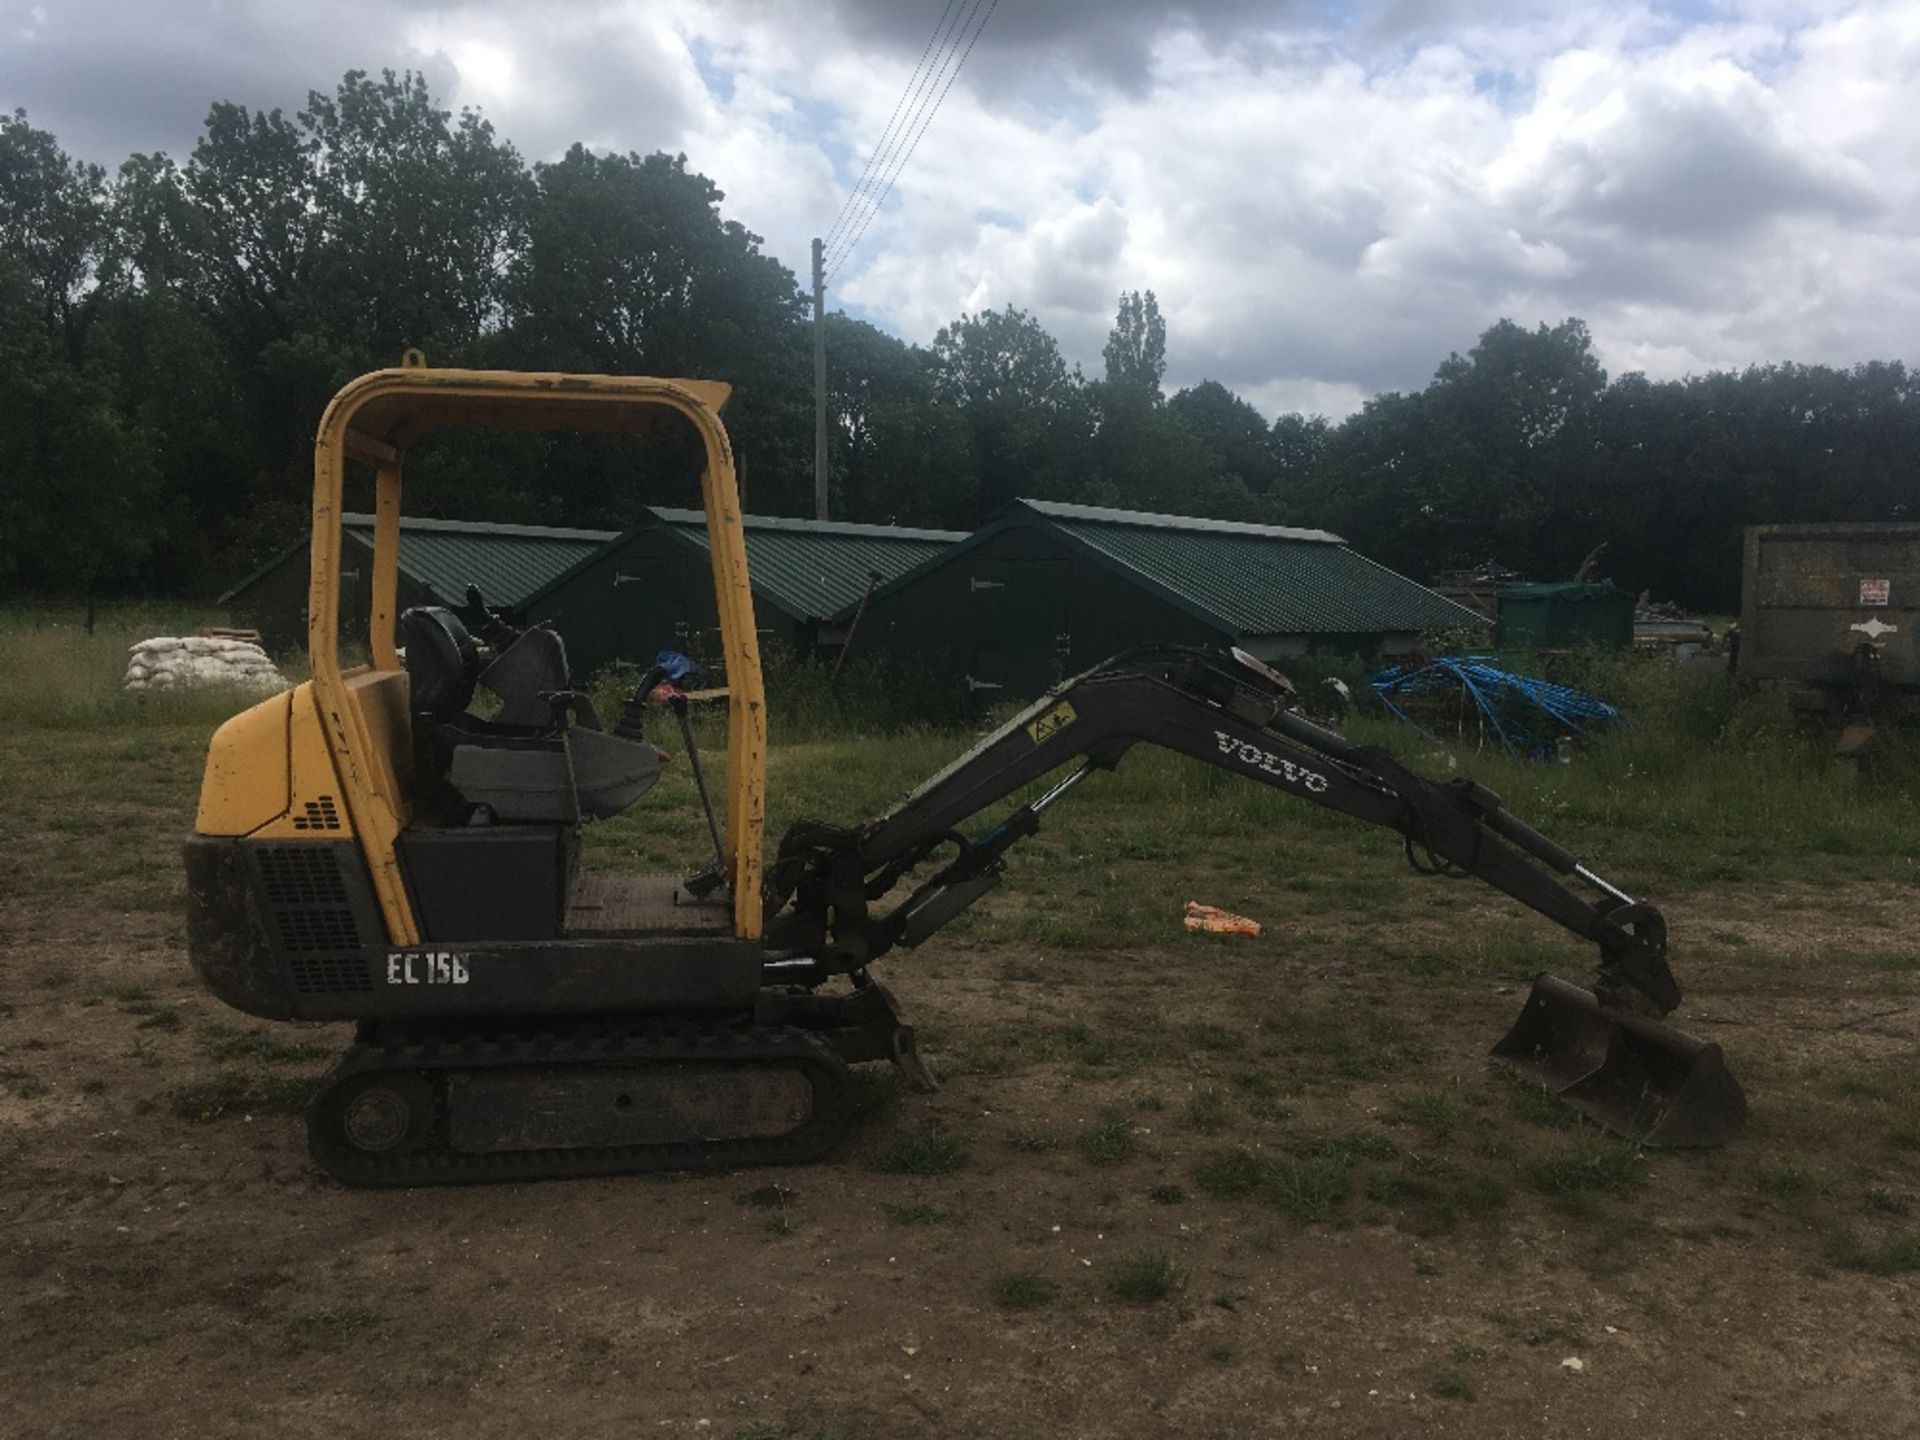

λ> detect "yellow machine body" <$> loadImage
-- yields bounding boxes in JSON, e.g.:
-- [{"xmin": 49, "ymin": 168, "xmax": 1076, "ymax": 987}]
[{"xmin": 197, "ymin": 358, "xmax": 767, "ymax": 946}]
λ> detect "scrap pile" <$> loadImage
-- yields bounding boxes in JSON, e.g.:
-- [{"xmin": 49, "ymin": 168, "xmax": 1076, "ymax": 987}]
[
  {"xmin": 1370, "ymin": 655, "xmax": 1619, "ymax": 762},
  {"xmin": 124, "ymin": 635, "xmax": 288, "ymax": 693},
  {"xmin": 1633, "ymin": 592, "xmax": 1713, "ymax": 650}
]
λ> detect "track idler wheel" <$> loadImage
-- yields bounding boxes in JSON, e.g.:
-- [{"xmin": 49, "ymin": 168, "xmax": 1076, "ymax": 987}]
[
  {"xmin": 1491, "ymin": 973, "xmax": 1746, "ymax": 1147},
  {"xmin": 319, "ymin": 1072, "xmax": 437, "ymax": 1162}
]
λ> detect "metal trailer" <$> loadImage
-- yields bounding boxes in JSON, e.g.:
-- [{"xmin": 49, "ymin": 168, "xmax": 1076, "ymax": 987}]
[{"xmin": 1737, "ymin": 522, "xmax": 1920, "ymax": 732}]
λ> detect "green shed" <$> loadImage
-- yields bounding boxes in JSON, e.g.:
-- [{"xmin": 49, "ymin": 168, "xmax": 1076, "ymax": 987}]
[
  {"xmin": 1495, "ymin": 581, "xmax": 1635, "ymax": 651},
  {"xmin": 521, "ymin": 508, "xmax": 963, "ymax": 680},
  {"xmin": 218, "ymin": 514, "xmax": 618, "ymax": 652},
  {"xmin": 838, "ymin": 499, "xmax": 1484, "ymax": 702}
]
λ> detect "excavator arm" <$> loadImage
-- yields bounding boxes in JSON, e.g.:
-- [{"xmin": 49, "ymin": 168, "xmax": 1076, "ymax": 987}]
[{"xmin": 766, "ymin": 646, "xmax": 1744, "ymax": 1146}]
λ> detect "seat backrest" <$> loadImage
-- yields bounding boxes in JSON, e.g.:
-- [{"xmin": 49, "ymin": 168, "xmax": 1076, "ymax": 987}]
[
  {"xmin": 479, "ymin": 627, "xmax": 571, "ymax": 727},
  {"xmin": 401, "ymin": 606, "xmax": 478, "ymax": 722}
]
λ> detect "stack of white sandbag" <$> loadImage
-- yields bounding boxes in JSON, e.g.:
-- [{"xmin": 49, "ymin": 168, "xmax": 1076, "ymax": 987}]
[{"xmin": 124, "ymin": 636, "xmax": 289, "ymax": 693}]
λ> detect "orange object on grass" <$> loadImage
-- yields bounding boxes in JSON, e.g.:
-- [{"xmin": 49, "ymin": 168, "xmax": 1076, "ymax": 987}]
[{"xmin": 1183, "ymin": 900, "xmax": 1261, "ymax": 936}]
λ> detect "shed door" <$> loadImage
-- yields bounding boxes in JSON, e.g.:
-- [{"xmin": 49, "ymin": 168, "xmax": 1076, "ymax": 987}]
[{"xmin": 967, "ymin": 558, "xmax": 1071, "ymax": 699}]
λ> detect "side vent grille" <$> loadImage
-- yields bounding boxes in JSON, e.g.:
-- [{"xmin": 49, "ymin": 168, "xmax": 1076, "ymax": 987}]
[
  {"xmin": 255, "ymin": 845, "xmax": 365, "ymax": 958},
  {"xmin": 287, "ymin": 953, "xmax": 375, "ymax": 995},
  {"xmin": 292, "ymin": 795, "xmax": 342, "ymax": 831}
]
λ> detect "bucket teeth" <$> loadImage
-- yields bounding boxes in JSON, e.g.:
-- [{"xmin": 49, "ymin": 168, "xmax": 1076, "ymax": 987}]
[{"xmin": 1491, "ymin": 973, "xmax": 1747, "ymax": 1148}]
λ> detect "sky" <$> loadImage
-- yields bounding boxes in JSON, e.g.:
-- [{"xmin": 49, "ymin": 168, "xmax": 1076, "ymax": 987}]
[{"xmin": 4, "ymin": 0, "xmax": 1915, "ymax": 419}]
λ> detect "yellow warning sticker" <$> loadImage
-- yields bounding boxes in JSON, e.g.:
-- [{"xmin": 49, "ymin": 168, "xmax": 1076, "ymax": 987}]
[{"xmin": 1027, "ymin": 700, "xmax": 1077, "ymax": 744}]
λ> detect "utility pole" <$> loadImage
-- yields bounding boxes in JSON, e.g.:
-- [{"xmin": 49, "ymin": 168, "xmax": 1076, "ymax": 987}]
[{"xmin": 811, "ymin": 237, "xmax": 828, "ymax": 521}]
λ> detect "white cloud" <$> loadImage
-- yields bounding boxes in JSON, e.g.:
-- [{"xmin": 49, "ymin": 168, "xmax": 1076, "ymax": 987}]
[{"xmin": 2, "ymin": 0, "xmax": 1914, "ymax": 419}]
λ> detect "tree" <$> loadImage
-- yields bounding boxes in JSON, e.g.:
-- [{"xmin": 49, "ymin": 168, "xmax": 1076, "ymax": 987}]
[
  {"xmin": 301, "ymin": 69, "xmax": 533, "ymax": 360},
  {"xmin": 824, "ymin": 314, "xmax": 971, "ymax": 525},
  {"xmin": 0, "ymin": 109, "xmax": 107, "ymax": 355},
  {"xmin": 510, "ymin": 145, "xmax": 812, "ymax": 517},
  {"xmin": 1170, "ymin": 380, "xmax": 1281, "ymax": 494},
  {"xmin": 1102, "ymin": 289, "xmax": 1165, "ymax": 392},
  {"xmin": 929, "ymin": 306, "xmax": 1092, "ymax": 518},
  {"xmin": 0, "ymin": 258, "xmax": 158, "ymax": 594}
]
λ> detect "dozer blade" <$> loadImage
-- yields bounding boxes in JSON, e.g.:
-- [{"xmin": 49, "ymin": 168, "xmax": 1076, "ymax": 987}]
[{"xmin": 1491, "ymin": 973, "xmax": 1746, "ymax": 1148}]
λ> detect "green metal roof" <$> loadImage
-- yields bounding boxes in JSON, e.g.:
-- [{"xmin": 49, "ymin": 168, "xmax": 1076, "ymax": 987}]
[
  {"xmin": 645, "ymin": 508, "xmax": 963, "ymax": 621},
  {"xmin": 858, "ymin": 499, "xmax": 1480, "ymax": 636},
  {"xmin": 339, "ymin": 514, "xmax": 617, "ymax": 608}
]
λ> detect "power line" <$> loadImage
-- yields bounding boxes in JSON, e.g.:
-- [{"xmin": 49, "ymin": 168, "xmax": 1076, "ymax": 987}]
[
  {"xmin": 826, "ymin": 0, "xmax": 998, "ymax": 279},
  {"xmin": 820, "ymin": 0, "xmax": 962, "ymax": 258},
  {"xmin": 823, "ymin": 0, "xmax": 976, "ymax": 269},
  {"xmin": 826, "ymin": 0, "xmax": 989, "ymax": 275}
]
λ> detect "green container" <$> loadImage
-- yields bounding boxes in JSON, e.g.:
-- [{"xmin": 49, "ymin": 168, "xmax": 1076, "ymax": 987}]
[{"xmin": 1496, "ymin": 581, "xmax": 1634, "ymax": 650}]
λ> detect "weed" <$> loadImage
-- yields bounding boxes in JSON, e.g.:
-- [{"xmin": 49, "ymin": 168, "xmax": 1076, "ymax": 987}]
[
  {"xmin": 1863, "ymin": 1186, "xmax": 1910, "ymax": 1217},
  {"xmin": 881, "ymin": 1200, "xmax": 951, "ymax": 1226},
  {"xmin": 1430, "ymin": 1367, "xmax": 1476, "ymax": 1402},
  {"xmin": 738, "ymin": 1183, "xmax": 798, "ymax": 1209},
  {"xmin": 170, "ymin": 1071, "xmax": 312, "ymax": 1122},
  {"xmin": 876, "ymin": 1122, "xmax": 971, "ymax": 1175},
  {"xmin": 1754, "ymin": 1160, "xmax": 1820, "ymax": 1198},
  {"xmin": 736, "ymin": 1423, "xmax": 785, "ymax": 1440},
  {"xmin": 4, "ymin": 1071, "xmax": 50, "ymax": 1100},
  {"xmin": 1101, "ymin": 1249, "xmax": 1183, "ymax": 1303},
  {"xmin": 844, "ymin": 1069, "xmax": 902, "ymax": 1124},
  {"xmin": 1262, "ymin": 1155, "xmax": 1353, "ymax": 1223},
  {"xmin": 1505, "ymin": 1081, "xmax": 1579, "ymax": 1131},
  {"xmin": 1826, "ymin": 1229, "xmax": 1920, "ymax": 1274},
  {"xmin": 1524, "ymin": 1138, "xmax": 1644, "ymax": 1197},
  {"xmin": 1396, "ymin": 1086, "xmax": 1464, "ymax": 1142},
  {"xmin": 1287, "ymin": 1132, "xmax": 1399, "ymax": 1164},
  {"xmin": 992, "ymin": 1270, "xmax": 1055, "ymax": 1310},
  {"xmin": 1182, "ymin": 1021, "xmax": 1242, "ymax": 1053},
  {"xmin": 1193, "ymin": 1148, "xmax": 1267, "ymax": 1199},
  {"xmin": 1888, "ymin": 1109, "xmax": 1920, "ymax": 1152},
  {"xmin": 199, "ymin": 1022, "xmax": 326, "ymax": 1065},
  {"xmin": 136, "ymin": 1007, "xmax": 183, "ymax": 1032},
  {"xmin": 284, "ymin": 1304, "xmax": 383, "ymax": 1354},
  {"xmin": 1004, "ymin": 1124, "xmax": 1058, "ymax": 1153},
  {"xmin": 1185, "ymin": 1087, "xmax": 1230, "ymax": 1133},
  {"xmin": 1080, "ymin": 1112, "xmax": 1137, "ymax": 1166},
  {"xmin": 1206, "ymin": 1345, "xmax": 1234, "ymax": 1365},
  {"xmin": 1149, "ymin": 1184, "xmax": 1186, "ymax": 1205}
]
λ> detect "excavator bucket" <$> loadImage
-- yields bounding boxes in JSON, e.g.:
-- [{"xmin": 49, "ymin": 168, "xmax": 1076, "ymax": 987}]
[{"xmin": 1491, "ymin": 974, "xmax": 1746, "ymax": 1147}]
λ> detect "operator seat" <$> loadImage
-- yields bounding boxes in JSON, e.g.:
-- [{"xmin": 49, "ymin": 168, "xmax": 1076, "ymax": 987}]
[
  {"xmin": 401, "ymin": 605, "xmax": 480, "ymax": 722},
  {"xmin": 399, "ymin": 605, "xmax": 662, "ymax": 824}
]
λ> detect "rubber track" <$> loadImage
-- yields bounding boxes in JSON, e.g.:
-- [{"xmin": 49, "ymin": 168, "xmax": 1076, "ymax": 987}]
[{"xmin": 306, "ymin": 1022, "xmax": 852, "ymax": 1187}]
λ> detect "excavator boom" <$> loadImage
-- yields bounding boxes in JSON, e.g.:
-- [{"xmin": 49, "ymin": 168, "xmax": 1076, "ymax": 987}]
[{"xmin": 767, "ymin": 646, "xmax": 1745, "ymax": 1148}]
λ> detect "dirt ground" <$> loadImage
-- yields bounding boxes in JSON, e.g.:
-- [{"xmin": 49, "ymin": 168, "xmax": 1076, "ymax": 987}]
[{"xmin": 4, "ymin": 841, "xmax": 1919, "ymax": 1440}]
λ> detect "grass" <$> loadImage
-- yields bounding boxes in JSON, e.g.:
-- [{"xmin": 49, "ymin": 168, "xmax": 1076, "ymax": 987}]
[
  {"xmin": 992, "ymin": 1270, "xmax": 1055, "ymax": 1310},
  {"xmin": 1523, "ymin": 1138, "xmax": 1646, "ymax": 1198},
  {"xmin": 881, "ymin": 1200, "xmax": 952, "ymax": 1226},
  {"xmin": 875, "ymin": 1122, "xmax": 972, "ymax": 1176},
  {"xmin": 1825, "ymin": 1229, "xmax": 1920, "ymax": 1274},
  {"xmin": 1100, "ymin": 1250, "xmax": 1183, "ymax": 1303},
  {"xmin": 1192, "ymin": 1147, "xmax": 1354, "ymax": 1223},
  {"xmin": 170, "ymin": 1071, "xmax": 314, "ymax": 1122},
  {"xmin": 8, "ymin": 601, "xmax": 1920, "ymax": 1310},
  {"xmin": 1079, "ymin": 1112, "xmax": 1137, "ymax": 1166},
  {"xmin": 1430, "ymin": 1366, "xmax": 1477, "ymax": 1402},
  {"xmin": 1185, "ymin": 1087, "xmax": 1230, "ymax": 1133},
  {"xmin": 0, "ymin": 604, "xmax": 301, "ymax": 729},
  {"xmin": 1004, "ymin": 1124, "xmax": 1059, "ymax": 1153}
]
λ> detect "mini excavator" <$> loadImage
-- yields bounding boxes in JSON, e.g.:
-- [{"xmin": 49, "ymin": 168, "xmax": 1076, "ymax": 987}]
[{"xmin": 184, "ymin": 361, "xmax": 1746, "ymax": 1187}]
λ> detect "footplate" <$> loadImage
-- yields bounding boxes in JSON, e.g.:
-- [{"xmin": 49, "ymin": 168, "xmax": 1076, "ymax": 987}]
[{"xmin": 307, "ymin": 1023, "xmax": 851, "ymax": 1187}]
